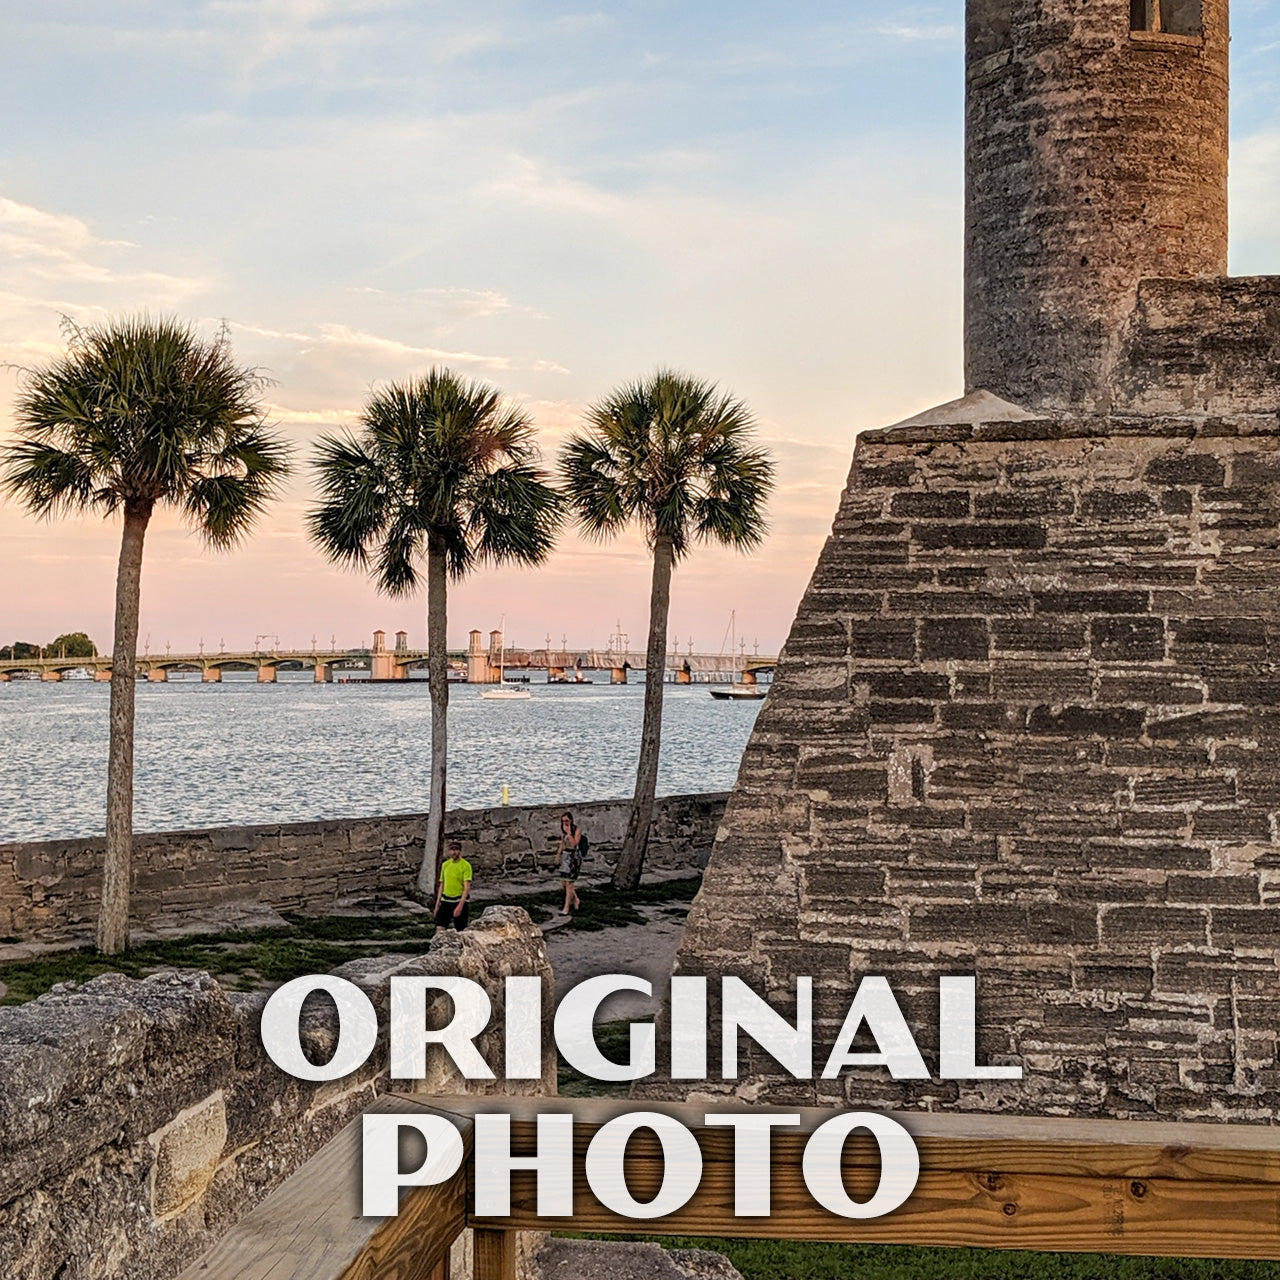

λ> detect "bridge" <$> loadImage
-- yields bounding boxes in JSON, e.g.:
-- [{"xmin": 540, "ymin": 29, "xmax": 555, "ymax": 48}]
[
  {"xmin": 0, "ymin": 647, "xmax": 401, "ymax": 684},
  {"xmin": 0, "ymin": 630, "xmax": 778, "ymax": 685}
]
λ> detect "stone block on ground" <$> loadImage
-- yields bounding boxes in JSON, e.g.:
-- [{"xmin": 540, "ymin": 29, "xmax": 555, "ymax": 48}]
[{"xmin": 535, "ymin": 1239, "xmax": 744, "ymax": 1280}]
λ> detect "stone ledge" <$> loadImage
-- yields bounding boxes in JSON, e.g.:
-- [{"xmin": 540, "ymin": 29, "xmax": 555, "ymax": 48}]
[
  {"xmin": 863, "ymin": 412, "xmax": 1280, "ymax": 447},
  {"xmin": 0, "ymin": 792, "xmax": 729, "ymax": 945}
]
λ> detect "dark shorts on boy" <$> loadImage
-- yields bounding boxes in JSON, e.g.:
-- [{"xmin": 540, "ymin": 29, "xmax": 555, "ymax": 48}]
[{"xmin": 434, "ymin": 896, "xmax": 470, "ymax": 931}]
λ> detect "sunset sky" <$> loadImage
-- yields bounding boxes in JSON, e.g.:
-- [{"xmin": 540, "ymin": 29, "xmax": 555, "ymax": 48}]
[{"xmin": 2, "ymin": 1, "xmax": 1278, "ymax": 657}]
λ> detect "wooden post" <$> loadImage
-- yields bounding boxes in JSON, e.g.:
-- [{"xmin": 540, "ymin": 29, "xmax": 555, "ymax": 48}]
[{"xmin": 473, "ymin": 1228, "xmax": 517, "ymax": 1280}]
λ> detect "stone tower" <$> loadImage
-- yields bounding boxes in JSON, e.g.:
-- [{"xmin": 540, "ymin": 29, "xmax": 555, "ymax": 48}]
[{"xmin": 965, "ymin": 0, "xmax": 1229, "ymax": 410}]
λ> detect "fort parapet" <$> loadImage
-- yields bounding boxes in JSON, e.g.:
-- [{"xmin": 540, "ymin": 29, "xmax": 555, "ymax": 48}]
[{"xmin": 0, "ymin": 909, "xmax": 553, "ymax": 1280}]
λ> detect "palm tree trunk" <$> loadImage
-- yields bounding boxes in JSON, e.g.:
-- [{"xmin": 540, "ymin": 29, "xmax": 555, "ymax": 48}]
[
  {"xmin": 417, "ymin": 530, "xmax": 449, "ymax": 898},
  {"xmin": 613, "ymin": 533, "xmax": 675, "ymax": 891},
  {"xmin": 99, "ymin": 501, "xmax": 150, "ymax": 955}
]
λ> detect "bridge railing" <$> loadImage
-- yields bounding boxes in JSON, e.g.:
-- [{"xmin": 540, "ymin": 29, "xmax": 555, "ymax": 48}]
[{"xmin": 182, "ymin": 1093, "xmax": 1280, "ymax": 1280}]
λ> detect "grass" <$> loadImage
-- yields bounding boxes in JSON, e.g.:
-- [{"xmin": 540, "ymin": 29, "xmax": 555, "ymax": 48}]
[
  {"xmin": 557, "ymin": 1017, "xmax": 654, "ymax": 1097},
  {"xmin": 0, "ymin": 912, "xmax": 439, "ymax": 1006},
  {"xmin": 0, "ymin": 875, "xmax": 703, "ymax": 1006},
  {"xmin": 592, "ymin": 1237, "xmax": 1280, "ymax": 1280},
  {"xmin": 453, "ymin": 871, "xmax": 701, "ymax": 930},
  {"xmin": 492, "ymin": 874, "xmax": 701, "ymax": 933}
]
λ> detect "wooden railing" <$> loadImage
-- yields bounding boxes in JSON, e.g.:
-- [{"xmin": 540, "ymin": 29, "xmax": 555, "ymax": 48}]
[{"xmin": 183, "ymin": 1094, "xmax": 1280, "ymax": 1280}]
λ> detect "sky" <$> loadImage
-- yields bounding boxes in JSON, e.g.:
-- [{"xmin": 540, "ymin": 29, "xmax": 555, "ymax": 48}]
[{"xmin": 1, "ymin": 1, "xmax": 1277, "ymax": 658}]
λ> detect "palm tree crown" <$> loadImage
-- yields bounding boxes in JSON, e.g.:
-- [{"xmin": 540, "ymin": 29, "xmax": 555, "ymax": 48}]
[
  {"xmin": 560, "ymin": 369, "xmax": 774, "ymax": 560},
  {"xmin": 309, "ymin": 368, "xmax": 561, "ymax": 593},
  {"xmin": 3, "ymin": 316, "xmax": 290, "ymax": 536}
]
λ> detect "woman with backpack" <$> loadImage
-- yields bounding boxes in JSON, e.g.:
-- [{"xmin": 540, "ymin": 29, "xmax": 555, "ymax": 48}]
[{"xmin": 557, "ymin": 811, "xmax": 586, "ymax": 915}]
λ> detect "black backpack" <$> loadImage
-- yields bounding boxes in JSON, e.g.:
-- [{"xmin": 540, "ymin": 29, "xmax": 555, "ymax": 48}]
[{"xmin": 577, "ymin": 832, "xmax": 590, "ymax": 858}]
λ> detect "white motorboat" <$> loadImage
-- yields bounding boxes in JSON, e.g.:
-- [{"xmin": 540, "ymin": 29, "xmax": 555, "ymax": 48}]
[{"xmin": 710, "ymin": 683, "xmax": 766, "ymax": 701}]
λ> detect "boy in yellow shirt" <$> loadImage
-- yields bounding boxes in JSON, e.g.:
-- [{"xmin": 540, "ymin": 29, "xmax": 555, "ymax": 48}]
[{"xmin": 434, "ymin": 841, "xmax": 473, "ymax": 931}]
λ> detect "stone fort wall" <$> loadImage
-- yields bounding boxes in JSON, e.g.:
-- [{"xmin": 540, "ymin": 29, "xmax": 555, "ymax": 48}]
[
  {"xmin": 655, "ymin": 414, "xmax": 1280, "ymax": 1123},
  {"xmin": 0, "ymin": 908, "xmax": 553, "ymax": 1280},
  {"xmin": 0, "ymin": 792, "xmax": 727, "ymax": 944},
  {"xmin": 1116, "ymin": 276, "xmax": 1280, "ymax": 417}
]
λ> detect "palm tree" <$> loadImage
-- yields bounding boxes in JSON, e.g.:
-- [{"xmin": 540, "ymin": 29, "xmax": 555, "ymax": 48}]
[
  {"xmin": 308, "ymin": 368, "xmax": 562, "ymax": 896},
  {"xmin": 560, "ymin": 370, "xmax": 775, "ymax": 891},
  {"xmin": 1, "ymin": 316, "xmax": 290, "ymax": 954}
]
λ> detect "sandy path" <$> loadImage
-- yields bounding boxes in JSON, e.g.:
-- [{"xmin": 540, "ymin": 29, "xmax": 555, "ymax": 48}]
[{"xmin": 542, "ymin": 907, "xmax": 684, "ymax": 1022}]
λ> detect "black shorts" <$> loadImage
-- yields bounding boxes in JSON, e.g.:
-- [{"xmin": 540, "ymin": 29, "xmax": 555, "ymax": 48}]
[{"xmin": 435, "ymin": 897, "xmax": 470, "ymax": 931}]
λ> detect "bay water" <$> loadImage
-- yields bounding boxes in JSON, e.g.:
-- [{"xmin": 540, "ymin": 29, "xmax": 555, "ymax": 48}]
[{"xmin": 0, "ymin": 673, "xmax": 764, "ymax": 842}]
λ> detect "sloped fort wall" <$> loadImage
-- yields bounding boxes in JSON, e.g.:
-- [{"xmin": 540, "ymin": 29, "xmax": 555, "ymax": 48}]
[{"xmin": 661, "ymin": 413, "xmax": 1280, "ymax": 1122}]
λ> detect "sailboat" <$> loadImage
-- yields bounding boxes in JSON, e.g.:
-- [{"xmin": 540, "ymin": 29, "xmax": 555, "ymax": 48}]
[
  {"xmin": 480, "ymin": 616, "xmax": 531, "ymax": 701},
  {"xmin": 710, "ymin": 611, "xmax": 767, "ymax": 701}
]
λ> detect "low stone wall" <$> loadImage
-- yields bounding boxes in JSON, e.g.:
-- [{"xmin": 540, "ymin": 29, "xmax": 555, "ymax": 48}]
[
  {"xmin": 0, "ymin": 792, "xmax": 727, "ymax": 943},
  {"xmin": 0, "ymin": 906, "xmax": 554, "ymax": 1280}
]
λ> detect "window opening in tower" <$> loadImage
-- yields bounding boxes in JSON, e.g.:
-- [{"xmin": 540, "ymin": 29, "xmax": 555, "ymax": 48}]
[{"xmin": 1131, "ymin": 0, "xmax": 1204, "ymax": 35}]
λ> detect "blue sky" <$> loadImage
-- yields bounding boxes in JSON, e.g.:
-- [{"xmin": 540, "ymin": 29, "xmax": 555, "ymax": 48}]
[{"xmin": 1, "ymin": 1, "xmax": 1277, "ymax": 654}]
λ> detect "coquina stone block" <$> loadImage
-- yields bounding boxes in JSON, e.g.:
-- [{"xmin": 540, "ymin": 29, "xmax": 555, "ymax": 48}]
[{"xmin": 149, "ymin": 1092, "xmax": 228, "ymax": 1220}]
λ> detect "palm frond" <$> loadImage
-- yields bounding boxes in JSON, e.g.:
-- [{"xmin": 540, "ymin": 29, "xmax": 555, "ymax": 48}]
[
  {"xmin": 306, "ymin": 367, "xmax": 561, "ymax": 597},
  {"xmin": 373, "ymin": 511, "xmax": 425, "ymax": 597},
  {"xmin": 468, "ymin": 463, "xmax": 564, "ymax": 568},
  {"xmin": 2, "ymin": 314, "xmax": 288, "ymax": 541},
  {"xmin": 560, "ymin": 369, "xmax": 775, "ymax": 559},
  {"xmin": 308, "ymin": 432, "xmax": 391, "ymax": 567},
  {"xmin": 187, "ymin": 425, "xmax": 293, "ymax": 549},
  {"xmin": 558, "ymin": 435, "xmax": 632, "ymax": 542},
  {"xmin": 0, "ymin": 440, "xmax": 102, "ymax": 517}
]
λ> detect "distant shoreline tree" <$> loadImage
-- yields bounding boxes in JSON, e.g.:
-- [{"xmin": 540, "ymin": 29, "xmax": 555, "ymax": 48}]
[
  {"xmin": 0, "ymin": 641, "xmax": 40, "ymax": 660},
  {"xmin": 49, "ymin": 632, "xmax": 97, "ymax": 658},
  {"xmin": 560, "ymin": 370, "xmax": 775, "ymax": 892},
  {"xmin": 1, "ymin": 316, "xmax": 291, "ymax": 954},
  {"xmin": 308, "ymin": 368, "xmax": 562, "ymax": 896}
]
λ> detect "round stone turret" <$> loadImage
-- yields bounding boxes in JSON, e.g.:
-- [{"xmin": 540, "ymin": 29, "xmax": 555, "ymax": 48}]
[{"xmin": 964, "ymin": 0, "xmax": 1229, "ymax": 411}]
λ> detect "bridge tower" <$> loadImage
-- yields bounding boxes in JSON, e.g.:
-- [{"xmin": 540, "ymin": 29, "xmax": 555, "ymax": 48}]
[
  {"xmin": 965, "ymin": 0, "xmax": 1229, "ymax": 410},
  {"xmin": 467, "ymin": 628, "xmax": 497, "ymax": 684},
  {"xmin": 369, "ymin": 629, "xmax": 404, "ymax": 681}
]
